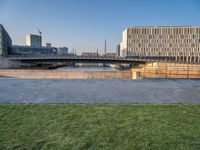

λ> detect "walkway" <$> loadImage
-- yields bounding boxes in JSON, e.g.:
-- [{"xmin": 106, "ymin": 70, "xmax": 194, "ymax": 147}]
[{"xmin": 0, "ymin": 79, "xmax": 200, "ymax": 103}]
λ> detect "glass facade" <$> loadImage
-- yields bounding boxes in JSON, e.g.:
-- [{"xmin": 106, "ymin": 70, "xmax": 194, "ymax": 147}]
[
  {"xmin": 0, "ymin": 24, "xmax": 12, "ymax": 57},
  {"xmin": 0, "ymin": 27, "xmax": 2, "ymax": 56},
  {"xmin": 57, "ymin": 47, "xmax": 68, "ymax": 55},
  {"xmin": 11, "ymin": 46, "xmax": 57, "ymax": 56}
]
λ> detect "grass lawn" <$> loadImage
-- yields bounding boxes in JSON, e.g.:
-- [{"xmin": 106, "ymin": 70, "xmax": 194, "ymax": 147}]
[{"xmin": 0, "ymin": 104, "xmax": 200, "ymax": 150}]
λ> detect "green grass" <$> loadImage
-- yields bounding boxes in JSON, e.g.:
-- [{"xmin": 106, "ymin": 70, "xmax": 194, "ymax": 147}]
[{"xmin": 0, "ymin": 105, "xmax": 200, "ymax": 150}]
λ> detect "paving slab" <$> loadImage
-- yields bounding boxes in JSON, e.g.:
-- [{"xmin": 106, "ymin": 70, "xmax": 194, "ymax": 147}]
[{"xmin": 0, "ymin": 79, "xmax": 200, "ymax": 104}]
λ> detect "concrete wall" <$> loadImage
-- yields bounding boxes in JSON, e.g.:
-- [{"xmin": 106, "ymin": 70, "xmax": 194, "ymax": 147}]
[
  {"xmin": 0, "ymin": 58, "xmax": 29, "ymax": 68},
  {"xmin": 0, "ymin": 57, "xmax": 10, "ymax": 68},
  {"xmin": 0, "ymin": 69, "xmax": 132, "ymax": 79}
]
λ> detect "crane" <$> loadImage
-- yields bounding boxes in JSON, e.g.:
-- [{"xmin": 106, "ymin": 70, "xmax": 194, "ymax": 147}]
[{"xmin": 37, "ymin": 28, "xmax": 42, "ymax": 36}]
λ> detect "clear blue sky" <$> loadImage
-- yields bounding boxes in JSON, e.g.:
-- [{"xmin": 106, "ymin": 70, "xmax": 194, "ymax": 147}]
[{"xmin": 1, "ymin": 0, "xmax": 200, "ymax": 53}]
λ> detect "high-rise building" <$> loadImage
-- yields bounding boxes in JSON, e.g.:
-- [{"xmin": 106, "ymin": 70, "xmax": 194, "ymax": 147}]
[
  {"xmin": 120, "ymin": 26, "xmax": 200, "ymax": 63},
  {"xmin": 57, "ymin": 47, "xmax": 68, "ymax": 55},
  {"xmin": 0, "ymin": 24, "xmax": 12, "ymax": 57},
  {"xmin": 116, "ymin": 44, "xmax": 120, "ymax": 57},
  {"xmin": 26, "ymin": 34, "xmax": 42, "ymax": 47}
]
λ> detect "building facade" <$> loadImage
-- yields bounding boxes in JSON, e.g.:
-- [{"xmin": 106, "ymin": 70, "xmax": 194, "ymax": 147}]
[
  {"xmin": 26, "ymin": 34, "xmax": 42, "ymax": 47},
  {"xmin": 103, "ymin": 53, "xmax": 116, "ymax": 58},
  {"xmin": 11, "ymin": 45, "xmax": 57, "ymax": 56},
  {"xmin": 120, "ymin": 26, "xmax": 200, "ymax": 63},
  {"xmin": 81, "ymin": 52, "xmax": 98, "ymax": 57},
  {"xmin": 46, "ymin": 43, "xmax": 52, "ymax": 48},
  {"xmin": 116, "ymin": 44, "xmax": 120, "ymax": 57},
  {"xmin": 0, "ymin": 24, "xmax": 12, "ymax": 57},
  {"xmin": 57, "ymin": 47, "xmax": 68, "ymax": 55}
]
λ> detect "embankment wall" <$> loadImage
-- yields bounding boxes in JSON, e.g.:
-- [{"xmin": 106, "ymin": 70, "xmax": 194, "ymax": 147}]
[
  {"xmin": 0, "ymin": 69, "xmax": 132, "ymax": 79},
  {"xmin": 132, "ymin": 62, "xmax": 200, "ymax": 79}
]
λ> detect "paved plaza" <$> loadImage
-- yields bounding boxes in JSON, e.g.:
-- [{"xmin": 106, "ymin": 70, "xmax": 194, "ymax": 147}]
[{"xmin": 0, "ymin": 79, "xmax": 200, "ymax": 103}]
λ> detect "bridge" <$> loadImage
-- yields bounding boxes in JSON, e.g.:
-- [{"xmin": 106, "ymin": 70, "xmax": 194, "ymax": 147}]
[{"xmin": 8, "ymin": 55, "xmax": 179, "ymax": 64}]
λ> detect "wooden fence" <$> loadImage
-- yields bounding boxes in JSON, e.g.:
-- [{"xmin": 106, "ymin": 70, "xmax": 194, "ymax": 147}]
[{"xmin": 133, "ymin": 63, "xmax": 200, "ymax": 79}]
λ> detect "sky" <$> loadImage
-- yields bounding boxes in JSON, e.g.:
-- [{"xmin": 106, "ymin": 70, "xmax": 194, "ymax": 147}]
[{"xmin": 0, "ymin": 0, "xmax": 200, "ymax": 54}]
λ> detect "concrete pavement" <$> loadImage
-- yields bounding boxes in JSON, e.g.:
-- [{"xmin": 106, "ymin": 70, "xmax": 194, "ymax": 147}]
[{"xmin": 0, "ymin": 79, "xmax": 200, "ymax": 103}]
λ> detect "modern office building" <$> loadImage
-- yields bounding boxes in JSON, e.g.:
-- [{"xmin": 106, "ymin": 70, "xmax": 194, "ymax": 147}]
[
  {"xmin": 46, "ymin": 43, "xmax": 52, "ymax": 48},
  {"xmin": 120, "ymin": 26, "xmax": 200, "ymax": 63},
  {"xmin": 11, "ymin": 45, "xmax": 57, "ymax": 56},
  {"xmin": 116, "ymin": 44, "xmax": 120, "ymax": 57},
  {"xmin": 57, "ymin": 47, "xmax": 68, "ymax": 55},
  {"xmin": 26, "ymin": 34, "xmax": 42, "ymax": 47},
  {"xmin": 0, "ymin": 24, "xmax": 12, "ymax": 57}
]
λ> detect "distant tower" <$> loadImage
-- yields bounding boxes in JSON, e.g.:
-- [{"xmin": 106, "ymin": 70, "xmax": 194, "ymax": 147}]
[
  {"xmin": 104, "ymin": 39, "xmax": 107, "ymax": 54},
  {"xmin": 97, "ymin": 48, "xmax": 99, "ymax": 56},
  {"xmin": 116, "ymin": 44, "xmax": 120, "ymax": 57}
]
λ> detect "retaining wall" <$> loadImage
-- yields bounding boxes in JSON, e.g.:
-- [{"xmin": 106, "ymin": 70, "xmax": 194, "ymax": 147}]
[
  {"xmin": 132, "ymin": 62, "xmax": 200, "ymax": 79},
  {"xmin": 0, "ymin": 69, "xmax": 132, "ymax": 79}
]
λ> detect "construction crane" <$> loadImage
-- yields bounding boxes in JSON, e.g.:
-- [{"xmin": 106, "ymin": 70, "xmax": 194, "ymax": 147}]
[
  {"xmin": 37, "ymin": 28, "xmax": 42, "ymax": 36},
  {"xmin": 37, "ymin": 28, "xmax": 42, "ymax": 47}
]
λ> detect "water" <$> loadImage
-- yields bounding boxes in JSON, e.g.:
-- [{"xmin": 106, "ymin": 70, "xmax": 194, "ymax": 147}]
[{"xmin": 57, "ymin": 66, "xmax": 118, "ymax": 71}]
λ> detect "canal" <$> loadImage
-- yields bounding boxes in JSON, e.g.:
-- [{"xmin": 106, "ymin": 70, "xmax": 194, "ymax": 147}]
[
  {"xmin": 56, "ymin": 65, "xmax": 118, "ymax": 71},
  {"xmin": 57, "ymin": 66, "xmax": 118, "ymax": 71}
]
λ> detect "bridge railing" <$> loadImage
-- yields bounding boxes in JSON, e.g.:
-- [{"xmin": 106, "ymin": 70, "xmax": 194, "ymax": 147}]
[
  {"xmin": 7, "ymin": 55, "xmax": 200, "ymax": 64},
  {"xmin": 8, "ymin": 54, "xmax": 128, "ymax": 60},
  {"xmin": 137, "ymin": 63, "xmax": 200, "ymax": 79}
]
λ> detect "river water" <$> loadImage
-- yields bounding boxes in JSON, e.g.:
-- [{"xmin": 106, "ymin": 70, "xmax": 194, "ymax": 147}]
[{"xmin": 57, "ymin": 66, "xmax": 118, "ymax": 71}]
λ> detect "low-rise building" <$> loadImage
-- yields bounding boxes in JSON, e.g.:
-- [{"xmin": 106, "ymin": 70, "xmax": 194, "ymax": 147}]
[
  {"xmin": 103, "ymin": 53, "xmax": 116, "ymax": 58},
  {"xmin": 46, "ymin": 43, "xmax": 52, "ymax": 48},
  {"xmin": 81, "ymin": 52, "xmax": 98, "ymax": 57},
  {"xmin": 10, "ymin": 45, "xmax": 57, "ymax": 56}
]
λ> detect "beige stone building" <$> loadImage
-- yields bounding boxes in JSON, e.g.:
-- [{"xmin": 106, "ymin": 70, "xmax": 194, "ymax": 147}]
[{"xmin": 120, "ymin": 26, "xmax": 200, "ymax": 63}]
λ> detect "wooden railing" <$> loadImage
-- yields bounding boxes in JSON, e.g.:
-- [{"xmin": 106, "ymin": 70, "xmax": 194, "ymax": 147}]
[{"xmin": 135, "ymin": 63, "xmax": 200, "ymax": 79}]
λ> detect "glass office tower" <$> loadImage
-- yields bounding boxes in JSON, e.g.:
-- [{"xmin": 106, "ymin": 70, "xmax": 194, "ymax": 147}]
[{"xmin": 0, "ymin": 24, "xmax": 12, "ymax": 57}]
